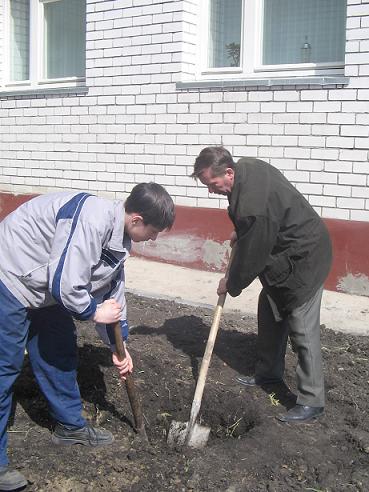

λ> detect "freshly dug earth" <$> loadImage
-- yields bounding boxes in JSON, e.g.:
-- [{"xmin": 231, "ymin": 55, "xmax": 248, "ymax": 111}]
[{"xmin": 10, "ymin": 293, "xmax": 369, "ymax": 491}]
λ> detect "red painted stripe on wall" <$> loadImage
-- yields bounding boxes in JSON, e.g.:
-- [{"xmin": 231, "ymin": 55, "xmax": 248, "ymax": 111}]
[{"xmin": 1, "ymin": 192, "xmax": 368, "ymax": 296}]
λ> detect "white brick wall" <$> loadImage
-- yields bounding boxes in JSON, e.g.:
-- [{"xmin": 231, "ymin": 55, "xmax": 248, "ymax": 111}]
[{"xmin": 0, "ymin": 0, "xmax": 368, "ymax": 220}]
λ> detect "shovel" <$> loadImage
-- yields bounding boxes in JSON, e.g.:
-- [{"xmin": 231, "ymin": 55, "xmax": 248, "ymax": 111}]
[
  {"xmin": 113, "ymin": 322, "xmax": 147, "ymax": 440},
  {"xmin": 167, "ymin": 246, "xmax": 235, "ymax": 448}
]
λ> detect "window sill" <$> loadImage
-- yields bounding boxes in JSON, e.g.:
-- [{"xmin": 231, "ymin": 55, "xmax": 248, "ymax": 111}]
[
  {"xmin": 0, "ymin": 85, "xmax": 89, "ymax": 98},
  {"xmin": 176, "ymin": 76, "xmax": 349, "ymax": 90}
]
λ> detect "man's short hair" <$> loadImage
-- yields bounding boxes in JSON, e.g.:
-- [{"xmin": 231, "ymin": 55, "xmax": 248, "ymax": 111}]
[
  {"xmin": 192, "ymin": 146, "xmax": 235, "ymax": 178},
  {"xmin": 125, "ymin": 182, "xmax": 175, "ymax": 230}
]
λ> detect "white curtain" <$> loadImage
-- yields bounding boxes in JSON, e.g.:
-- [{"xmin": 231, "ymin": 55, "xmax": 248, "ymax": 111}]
[
  {"xmin": 44, "ymin": 0, "xmax": 86, "ymax": 78},
  {"xmin": 263, "ymin": 0, "xmax": 347, "ymax": 65},
  {"xmin": 10, "ymin": 0, "xmax": 29, "ymax": 81},
  {"xmin": 208, "ymin": 0, "xmax": 242, "ymax": 68}
]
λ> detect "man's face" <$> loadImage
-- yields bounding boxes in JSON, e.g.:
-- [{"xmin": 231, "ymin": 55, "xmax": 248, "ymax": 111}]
[
  {"xmin": 198, "ymin": 167, "xmax": 235, "ymax": 195},
  {"xmin": 126, "ymin": 216, "xmax": 162, "ymax": 242}
]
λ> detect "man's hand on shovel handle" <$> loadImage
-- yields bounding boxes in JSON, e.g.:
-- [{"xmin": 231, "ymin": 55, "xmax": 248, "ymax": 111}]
[
  {"xmin": 217, "ymin": 237, "xmax": 237, "ymax": 296},
  {"xmin": 217, "ymin": 277, "xmax": 228, "ymax": 296},
  {"xmin": 112, "ymin": 347, "xmax": 133, "ymax": 381}
]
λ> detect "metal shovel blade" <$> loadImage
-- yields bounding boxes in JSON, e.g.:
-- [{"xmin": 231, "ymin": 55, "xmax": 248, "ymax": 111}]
[{"xmin": 167, "ymin": 420, "xmax": 210, "ymax": 449}]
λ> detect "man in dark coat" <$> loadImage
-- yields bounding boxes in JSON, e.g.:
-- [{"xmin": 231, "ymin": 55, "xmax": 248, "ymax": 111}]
[{"xmin": 192, "ymin": 146, "xmax": 332, "ymax": 423}]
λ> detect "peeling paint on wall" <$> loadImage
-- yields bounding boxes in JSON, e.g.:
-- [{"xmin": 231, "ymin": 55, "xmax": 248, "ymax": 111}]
[
  {"xmin": 202, "ymin": 239, "xmax": 230, "ymax": 270},
  {"xmin": 132, "ymin": 234, "xmax": 230, "ymax": 271},
  {"xmin": 2, "ymin": 192, "xmax": 369, "ymax": 295},
  {"xmin": 337, "ymin": 273, "xmax": 369, "ymax": 297}
]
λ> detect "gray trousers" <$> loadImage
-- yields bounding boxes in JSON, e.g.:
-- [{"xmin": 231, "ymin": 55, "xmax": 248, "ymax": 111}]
[{"xmin": 255, "ymin": 286, "xmax": 325, "ymax": 407}]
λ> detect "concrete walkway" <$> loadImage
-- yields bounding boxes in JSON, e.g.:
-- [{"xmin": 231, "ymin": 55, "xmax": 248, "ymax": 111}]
[{"xmin": 125, "ymin": 257, "xmax": 369, "ymax": 337}]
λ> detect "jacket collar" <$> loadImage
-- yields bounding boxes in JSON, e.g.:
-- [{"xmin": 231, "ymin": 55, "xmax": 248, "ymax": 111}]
[
  {"xmin": 108, "ymin": 200, "xmax": 132, "ymax": 253},
  {"xmin": 228, "ymin": 160, "xmax": 245, "ymax": 206}
]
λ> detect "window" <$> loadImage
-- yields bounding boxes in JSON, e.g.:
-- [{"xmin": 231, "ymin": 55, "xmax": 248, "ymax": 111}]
[
  {"xmin": 9, "ymin": 0, "xmax": 30, "ymax": 81},
  {"xmin": 208, "ymin": 0, "xmax": 242, "ymax": 69},
  {"xmin": 201, "ymin": 0, "xmax": 347, "ymax": 79},
  {"xmin": 3, "ymin": 0, "xmax": 86, "ymax": 91}
]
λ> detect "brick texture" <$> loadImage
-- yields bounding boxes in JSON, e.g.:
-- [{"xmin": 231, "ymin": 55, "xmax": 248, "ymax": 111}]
[{"xmin": 0, "ymin": 0, "xmax": 368, "ymax": 220}]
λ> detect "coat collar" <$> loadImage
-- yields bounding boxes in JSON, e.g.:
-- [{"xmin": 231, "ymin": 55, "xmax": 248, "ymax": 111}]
[
  {"xmin": 107, "ymin": 200, "xmax": 132, "ymax": 253},
  {"xmin": 228, "ymin": 160, "xmax": 245, "ymax": 206}
]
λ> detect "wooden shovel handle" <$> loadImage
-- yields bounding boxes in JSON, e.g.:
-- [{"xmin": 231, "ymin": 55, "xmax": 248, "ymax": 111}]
[
  {"xmin": 188, "ymin": 245, "xmax": 236, "ymax": 429},
  {"xmin": 113, "ymin": 322, "xmax": 146, "ymax": 434}
]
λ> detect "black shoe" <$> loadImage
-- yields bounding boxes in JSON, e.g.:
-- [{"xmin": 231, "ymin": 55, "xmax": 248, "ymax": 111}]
[
  {"xmin": 0, "ymin": 466, "xmax": 27, "ymax": 491},
  {"xmin": 276, "ymin": 404, "xmax": 324, "ymax": 423},
  {"xmin": 52, "ymin": 422, "xmax": 114, "ymax": 447},
  {"xmin": 236, "ymin": 375, "xmax": 283, "ymax": 387}
]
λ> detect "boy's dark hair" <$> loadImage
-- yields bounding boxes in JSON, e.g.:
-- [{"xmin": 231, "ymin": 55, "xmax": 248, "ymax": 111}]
[
  {"xmin": 125, "ymin": 182, "xmax": 175, "ymax": 230},
  {"xmin": 192, "ymin": 146, "xmax": 235, "ymax": 179}
]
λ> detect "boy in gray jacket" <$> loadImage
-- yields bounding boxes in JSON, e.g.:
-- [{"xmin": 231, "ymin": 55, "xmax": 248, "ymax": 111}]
[{"xmin": 0, "ymin": 182, "xmax": 175, "ymax": 490}]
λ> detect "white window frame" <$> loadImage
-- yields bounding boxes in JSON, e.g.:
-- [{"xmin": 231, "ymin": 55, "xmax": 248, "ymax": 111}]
[
  {"xmin": 2, "ymin": 0, "xmax": 86, "ymax": 92},
  {"xmin": 198, "ymin": 0, "xmax": 346, "ymax": 81}
]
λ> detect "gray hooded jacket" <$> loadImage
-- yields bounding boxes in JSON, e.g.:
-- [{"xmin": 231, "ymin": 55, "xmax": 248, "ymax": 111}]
[{"xmin": 0, "ymin": 191, "xmax": 131, "ymax": 346}]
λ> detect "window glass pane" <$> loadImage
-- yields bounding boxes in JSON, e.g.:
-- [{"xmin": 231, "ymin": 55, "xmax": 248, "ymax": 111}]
[
  {"xmin": 208, "ymin": 0, "xmax": 242, "ymax": 68},
  {"xmin": 44, "ymin": 0, "xmax": 86, "ymax": 79},
  {"xmin": 9, "ymin": 0, "xmax": 30, "ymax": 81},
  {"xmin": 263, "ymin": 0, "xmax": 347, "ymax": 65}
]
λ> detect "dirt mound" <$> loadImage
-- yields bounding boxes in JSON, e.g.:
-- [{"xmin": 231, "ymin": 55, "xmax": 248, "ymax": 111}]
[{"xmin": 9, "ymin": 293, "xmax": 369, "ymax": 491}]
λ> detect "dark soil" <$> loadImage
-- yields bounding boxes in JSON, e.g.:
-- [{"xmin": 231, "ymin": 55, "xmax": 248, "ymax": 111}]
[{"xmin": 10, "ymin": 293, "xmax": 369, "ymax": 491}]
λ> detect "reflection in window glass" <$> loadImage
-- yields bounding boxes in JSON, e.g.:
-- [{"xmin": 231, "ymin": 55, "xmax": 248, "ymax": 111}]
[
  {"xmin": 10, "ymin": 0, "xmax": 29, "ymax": 81},
  {"xmin": 208, "ymin": 0, "xmax": 242, "ymax": 68},
  {"xmin": 263, "ymin": 0, "xmax": 347, "ymax": 65},
  {"xmin": 44, "ymin": 0, "xmax": 86, "ymax": 79}
]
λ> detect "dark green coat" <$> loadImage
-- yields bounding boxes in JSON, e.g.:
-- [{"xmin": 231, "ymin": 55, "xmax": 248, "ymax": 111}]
[{"xmin": 227, "ymin": 158, "xmax": 332, "ymax": 314}]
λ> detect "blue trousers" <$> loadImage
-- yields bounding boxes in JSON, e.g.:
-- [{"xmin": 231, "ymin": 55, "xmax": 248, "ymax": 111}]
[{"xmin": 0, "ymin": 281, "xmax": 85, "ymax": 466}]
